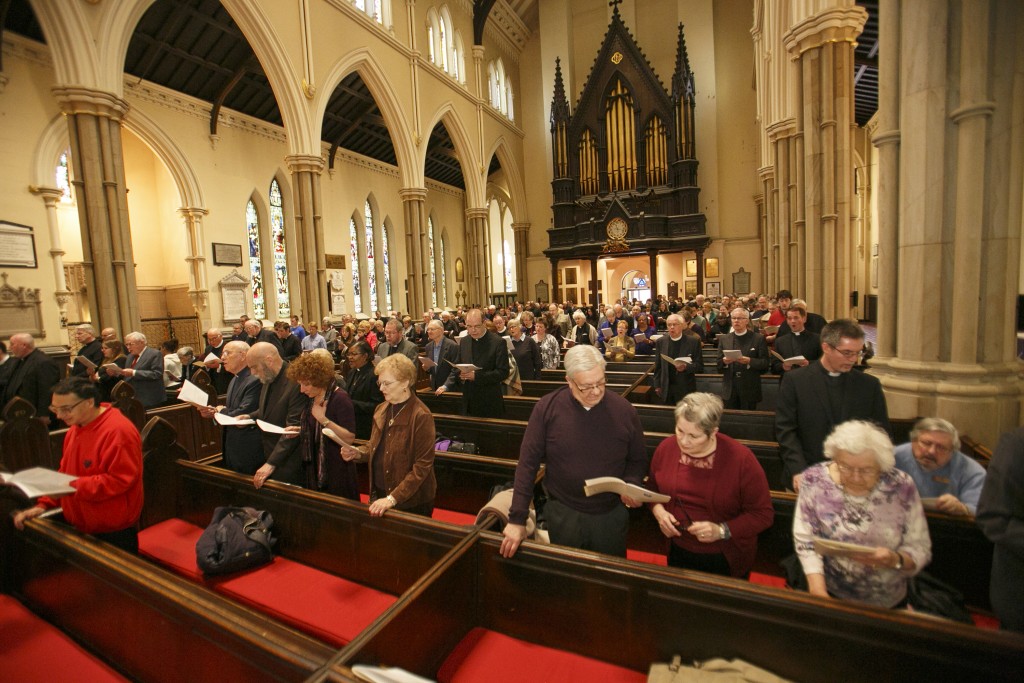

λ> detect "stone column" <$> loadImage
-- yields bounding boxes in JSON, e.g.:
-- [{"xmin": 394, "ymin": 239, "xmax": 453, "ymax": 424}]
[
  {"xmin": 179, "ymin": 207, "xmax": 210, "ymax": 314},
  {"xmin": 401, "ymin": 188, "xmax": 427, "ymax": 314},
  {"xmin": 465, "ymin": 207, "xmax": 488, "ymax": 307},
  {"xmin": 511, "ymin": 221, "xmax": 530, "ymax": 299},
  {"xmin": 29, "ymin": 186, "xmax": 73, "ymax": 325},
  {"xmin": 286, "ymin": 154, "xmax": 327, "ymax": 321},
  {"xmin": 54, "ymin": 86, "xmax": 139, "ymax": 334},
  {"xmin": 870, "ymin": 0, "xmax": 1024, "ymax": 441},
  {"xmin": 550, "ymin": 259, "xmax": 560, "ymax": 303},
  {"xmin": 783, "ymin": 6, "xmax": 865, "ymax": 318},
  {"xmin": 589, "ymin": 257, "xmax": 599, "ymax": 308},
  {"xmin": 647, "ymin": 250, "xmax": 658, "ymax": 300}
]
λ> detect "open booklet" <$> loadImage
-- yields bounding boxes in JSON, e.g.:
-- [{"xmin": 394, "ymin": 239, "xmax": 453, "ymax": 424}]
[
  {"xmin": 418, "ymin": 356, "xmax": 436, "ymax": 370},
  {"xmin": 69, "ymin": 355, "xmax": 97, "ymax": 371},
  {"xmin": 194, "ymin": 352, "xmax": 221, "ymax": 365},
  {"xmin": 445, "ymin": 360, "xmax": 482, "ymax": 372},
  {"xmin": 583, "ymin": 477, "xmax": 670, "ymax": 503},
  {"xmin": 722, "ymin": 349, "xmax": 742, "ymax": 361},
  {"xmin": 601, "ymin": 327, "xmax": 613, "ymax": 339},
  {"xmin": 812, "ymin": 538, "xmax": 876, "ymax": 558},
  {"xmin": 659, "ymin": 354, "xmax": 692, "ymax": 365},
  {"xmin": 1, "ymin": 467, "xmax": 77, "ymax": 499},
  {"xmin": 769, "ymin": 350, "xmax": 806, "ymax": 365},
  {"xmin": 322, "ymin": 427, "xmax": 347, "ymax": 447},
  {"xmin": 213, "ymin": 412, "xmax": 254, "ymax": 427},
  {"xmin": 256, "ymin": 419, "xmax": 289, "ymax": 434},
  {"xmin": 177, "ymin": 379, "xmax": 209, "ymax": 407}
]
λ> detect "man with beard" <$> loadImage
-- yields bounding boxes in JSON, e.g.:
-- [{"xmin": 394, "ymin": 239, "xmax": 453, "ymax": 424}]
[{"xmin": 241, "ymin": 342, "xmax": 306, "ymax": 488}]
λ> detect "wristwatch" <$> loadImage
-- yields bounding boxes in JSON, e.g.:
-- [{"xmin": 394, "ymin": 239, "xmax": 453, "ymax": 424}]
[{"xmin": 386, "ymin": 494, "xmax": 397, "ymax": 507}]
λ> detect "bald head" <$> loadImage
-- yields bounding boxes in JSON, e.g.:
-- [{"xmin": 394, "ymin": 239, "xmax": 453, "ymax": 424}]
[
  {"xmin": 246, "ymin": 341, "xmax": 283, "ymax": 382},
  {"xmin": 8, "ymin": 333, "xmax": 34, "ymax": 358}
]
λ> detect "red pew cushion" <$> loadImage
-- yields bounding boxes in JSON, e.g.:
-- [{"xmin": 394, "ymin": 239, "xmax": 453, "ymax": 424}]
[
  {"xmin": 138, "ymin": 518, "xmax": 395, "ymax": 646},
  {"xmin": 0, "ymin": 594, "xmax": 128, "ymax": 683},
  {"xmin": 437, "ymin": 627, "xmax": 646, "ymax": 683},
  {"xmin": 432, "ymin": 508, "xmax": 478, "ymax": 526}
]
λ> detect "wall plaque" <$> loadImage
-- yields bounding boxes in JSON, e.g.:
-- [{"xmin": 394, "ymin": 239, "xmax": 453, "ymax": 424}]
[
  {"xmin": 732, "ymin": 267, "xmax": 751, "ymax": 295},
  {"xmin": 218, "ymin": 269, "xmax": 250, "ymax": 323},
  {"xmin": 212, "ymin": 242, "xmax": 243, "ymax": 267},
  {"xmin": 0, "ymin": 221, "xmax": 37, "ymax": 268},
  {"xmin": 325, "ymin": 254, "xmax": 345, "ymax": 269}
]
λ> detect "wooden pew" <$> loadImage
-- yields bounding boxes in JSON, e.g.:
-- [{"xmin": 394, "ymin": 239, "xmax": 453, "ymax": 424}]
[
  {"xmin": 335, "ymin": 534, "xmax": 1024, "ymax": 682},
  {"xmin": 420, "ymin": 389, "xmax": 778, "ymax": 442},
  {"xmin": 2, "ymin": 518, "xmax": 336, "ymax": 682}
]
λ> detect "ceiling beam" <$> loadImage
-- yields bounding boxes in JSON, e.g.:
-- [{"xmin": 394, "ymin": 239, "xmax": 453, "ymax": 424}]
[{"xmin": 210, "ymin": 55, "xmax": 259, "ymax": 135}]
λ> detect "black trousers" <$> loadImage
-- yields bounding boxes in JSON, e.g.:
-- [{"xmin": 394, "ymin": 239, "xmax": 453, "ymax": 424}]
[{"xmin": 545, "ymin": 498, "xmax": 629, "ymax": 557}]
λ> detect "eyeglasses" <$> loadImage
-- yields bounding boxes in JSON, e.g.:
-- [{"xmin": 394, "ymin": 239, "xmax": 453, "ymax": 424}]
[
  {"xmin": 835, "ymin": 463, "xmax": 880, "ymax": 478},
  {"xmin": 378, "ymin": 379, "xmax": 400, "ymax": 389},
  {"xmin": 916, "ymin": 438, "xmax": 953, "ymax": 454},
  {"xmin": 49, "ymin": 398, "xmax": 89, "ymax": 415},
  {"xmin": 828, "ymin": 345, "xmax": 864, "ymax": 360},
  {"xmin": 570, "ymin": 378, "xmax": 607, "ymax": 394}
]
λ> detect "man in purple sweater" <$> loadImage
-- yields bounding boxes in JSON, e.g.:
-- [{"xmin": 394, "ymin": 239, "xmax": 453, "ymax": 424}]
[{"xmin": 500, "ymin": 345, "xmax": 647, "ymax": 558}]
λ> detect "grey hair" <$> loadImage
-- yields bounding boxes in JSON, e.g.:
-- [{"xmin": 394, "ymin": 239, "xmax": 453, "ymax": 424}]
[
  {"xmin": 910, "ymin": 417, "xmax": 961, "ymax": 452},
  {"xmin": 125, "ymin": 331, "xmax": 147, "ymax": 345},
  {"xmin": 823, "ymin": 420, "xmax": 895, "ymax": 471},
  {"xmin": 77, "ymin": 324, "xmax": 96, "ymax": 335},
  {"xmin": 385, "ymin": 318, "xmax": 401, "ymax": 331},
  {"xmin": 730, "ymin": 309, "xmax": 750, "ymax": 320},
  {"xmin": 673, "ymin": 392, "xmax": 724, "ymax": 436},
  {"xmin": 572, "ymin": 310, "xmax": 586, "ymax": 322},
  {"xmin": 427, "ymin": 319, "xmax": 444, "ymax": 332},
  {"xmin": 177, "ymin": 346, "xmax": 194, "ymax": 358},
  {"xmin": 820, "ymin": 319, "xmax": 864, "ymax": 348},
  {"xmin": 563, "ymin": 343, "xmax": 605, "ymax": 378}
]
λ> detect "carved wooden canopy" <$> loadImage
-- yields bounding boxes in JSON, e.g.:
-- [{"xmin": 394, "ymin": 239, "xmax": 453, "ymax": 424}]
[{"xmin": 546, "ymin": 6, "xmax": 709, "ymax": 262}]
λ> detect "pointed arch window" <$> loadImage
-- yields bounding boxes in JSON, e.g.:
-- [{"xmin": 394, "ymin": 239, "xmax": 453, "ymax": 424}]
[
  {"xmin": 350, "ymin": 217, "xmax": 362, "ymax": 314},
  {"xmin": 56, "ymin": 151, "xmax": 73, "ymax": 203},
  {"xmin": 246, "ymin": 200, "xmax": 266, "ymax": 320},
  {"xmin": 487, "ymin": 58, "xmax": 514, "ymax": 121},
  {"xmin": 503, "ymin": 239, "xmax": 514, "ymax": 292},
  {"xmin": 381, "ymin": 221, "xmax": 393, "ymax": 312},
  {"xmin": 269, "ymin": 180, "xmax": 290, "ymax": 319},
  {"xmin": 439, "ymin": 232, "xmax": 448, "ymax": 306},
  {"xmin": 438, "ymin": 12, "xmax": 449, "ymax": 72},
  {"xmin": 427, "ymin": 218, "xmax": 438, "ymax": 308},
  {"xmin": 364, "ymin": 201, "xmax": 378, "ymax": 314}
]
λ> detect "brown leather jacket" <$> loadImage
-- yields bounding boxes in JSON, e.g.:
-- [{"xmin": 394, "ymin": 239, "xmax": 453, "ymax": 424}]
[{"xmin": 363, "ymin": 394, "xmax": 437, "ymax": 509}]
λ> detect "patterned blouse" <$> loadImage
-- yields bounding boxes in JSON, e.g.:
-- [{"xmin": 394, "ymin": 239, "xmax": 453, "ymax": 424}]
[
  {"xmin": 533, "ymin": 334, "xmax": 561, "ymax": 370},
  {"xmin": 793, "ymin": 462, "xmax": 932, "ymax": 608}
]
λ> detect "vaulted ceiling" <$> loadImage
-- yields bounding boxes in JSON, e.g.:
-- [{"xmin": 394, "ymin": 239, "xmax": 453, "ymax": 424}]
[{"xmin": 2, "ymin": 0, "xmax": 879, "ymax": 187}]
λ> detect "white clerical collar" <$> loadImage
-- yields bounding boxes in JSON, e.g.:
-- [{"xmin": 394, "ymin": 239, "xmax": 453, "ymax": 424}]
[{"xmin": 734, "ymin": 329, "xmax": 749, "ymax": 336}]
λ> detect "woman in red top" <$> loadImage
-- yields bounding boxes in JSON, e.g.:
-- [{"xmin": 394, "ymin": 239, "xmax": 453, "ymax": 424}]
[{"xmin": 648, "ymin": 392, "xmax": 774, "ymax": 577}]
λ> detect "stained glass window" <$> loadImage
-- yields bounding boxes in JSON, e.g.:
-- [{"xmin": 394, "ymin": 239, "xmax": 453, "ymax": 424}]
[
  {"xmin": 381, "ymin": 222, "xmax": 393, "ymax": 312},
  {"xmin": 428, "ymin": 218, "xmax": 438, "ymax": 308},
  {"xmin": 56, "ymin": 151, "xmax": 72, "ymax": 203},
  {"xmin": 350, "ymin": 217, "xmax": 362, "ymax": 314},
  {"xmin": 364, "ymin": 201, "xmax": 378, "ymax": 314},
  {"xmin": 269, "ymin": 180, "xmax": 290, "ymax": 319},
  {"xmin": 503, "ymin": 239, "xmax": 514, "ymax": 292},
  {"xmin": 246, "ymin": 200, "xmax": 265, "ymax": 320},
  {"xmin": 439, "ymin": 232, "xmax": 448, "ymax": 306}
]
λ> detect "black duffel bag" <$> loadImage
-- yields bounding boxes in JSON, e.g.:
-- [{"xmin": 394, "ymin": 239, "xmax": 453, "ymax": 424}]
[{"xmin": 195, "ymin": 506, "xmax": 276, "ymax": 575}]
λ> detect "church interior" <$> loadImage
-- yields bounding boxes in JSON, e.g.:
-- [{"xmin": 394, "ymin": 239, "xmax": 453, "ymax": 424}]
[{"xmin": 1, "ymin": 0, "xmax": 1023, "ymax": 680}]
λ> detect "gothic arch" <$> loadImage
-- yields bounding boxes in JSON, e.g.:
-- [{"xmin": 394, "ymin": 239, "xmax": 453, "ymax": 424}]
[
  {"xmin": 423, "ymin": 103, "xmax": 482, "ymax": 203},
  {"xmin": 484, "ymin": 137, "xmax": 526, "ymax": 220},
  {"xmin": 28, "ymin": 0, "xmax": 103, "ymax": 90},
  {"xmin": 122, "ymin": 108, "xmax": 205, "ymax": 209},
  {"xmin": 317, "ymin": 50, "xmax": 418, "ymax": 188},
  {"xmin": 31, "ymin": 116, "xmax": 72, "ymax": 189}
]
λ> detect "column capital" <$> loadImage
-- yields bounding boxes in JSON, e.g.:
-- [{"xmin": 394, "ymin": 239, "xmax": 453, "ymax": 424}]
[
  {"xmin": 178, "ymin": 207, "xmax": 209, "ymax": 219},
  {"xmin": 284, "ymin": 154, "xmax": 325, "ymax": 174},
  {"xmin": 399, "ymin": 187, "xmax": 428, "ymax": 202},
  {"xmin": 472, "ymin": 45, "xmax": 486, "ymax": 62},
  {"xmin": 783, "ymin": 6, "xmax": 867, "ymax": 59},
  {"xmin": 465, "ymin": 206, "xmax": 488, "ymax": 220},
  {"xmin": 29, "ymin": 185, "xmax": 65, "ymax": 205},
  {"xmin": 52, "ymin": 86, "xmax": 129, "ymax": 120},
  {"xmin": 511, "ymin": 221, "xmax": 531, "ymax": 233}
]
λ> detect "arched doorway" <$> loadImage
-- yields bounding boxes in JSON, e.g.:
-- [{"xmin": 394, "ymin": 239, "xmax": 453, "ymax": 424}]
[{"xmin": 620, "ymin": 270, "xmax": 651, "ymax": 303}]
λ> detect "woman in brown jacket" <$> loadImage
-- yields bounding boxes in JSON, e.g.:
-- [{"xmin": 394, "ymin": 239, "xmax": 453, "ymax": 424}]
[{"xmin": 341, "ymin": 353, "xmax": 436, "ymax": 516}]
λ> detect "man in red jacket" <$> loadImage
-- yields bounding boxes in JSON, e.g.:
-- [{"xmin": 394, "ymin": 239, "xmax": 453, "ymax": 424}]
[{"xmin": 13, "ymin": 377, "xmax": 143, "ymax": 553}]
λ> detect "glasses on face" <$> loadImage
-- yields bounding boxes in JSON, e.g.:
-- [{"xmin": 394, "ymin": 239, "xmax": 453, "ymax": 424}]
[
  {"xmin": 378, "ymin": 379, "xmax": 399, "ymax": 389},
  {"xmin": 916, "ymin": 438, "xmax": 953, "ymax": 454},
  {"xmin": 835, "ymin": 463, "xmax": 880, "ymax": 478},
  {"xmin": 828, "ymin": 345, "xmax": 864, "ymax": 360},
  {"xmin": 49, "ymin": 398, "xmax": 88, "ymax": 415},
  {"xmin": 571, "ymin": 378, "xmax": 607, "ymax": 394}
]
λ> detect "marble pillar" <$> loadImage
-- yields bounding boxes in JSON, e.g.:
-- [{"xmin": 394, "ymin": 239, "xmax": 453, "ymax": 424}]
[
  {"xmin": 511, "ymin": 221, "xmax": 530, "ymax": 299},
  {"xmin": 286, "ymin": 154, "xmax": 327, "ymax": 321},
  {"xmin": 54, "ymin": 86, "xmax": 140, "ymax": 334},
  {"xmin": 465, "ymin": 208, "xmax": 488, "ymax": 307},
  {"xmin": 401, "ymin": 188, "xmax": 427, "ymax": 314}
]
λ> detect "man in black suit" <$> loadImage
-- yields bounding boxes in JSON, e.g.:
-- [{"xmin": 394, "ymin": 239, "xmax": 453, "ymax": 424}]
[
  {"xmin": 716, "ymin": 309, "xmax": 769, "ymax": 410},
  {"xmin": 70, "ymin": 324, "xmax": 104, "ymax": 377},
  {"xmin": 652, "ymin": 314, "xmax": 704, "ymax": 405},
  {"xmin": 424, "ymin": 320, "xmax": 459, "ymax": 391},
  {"xmin": 769, "ymin": 302, "xmax": 822, "ymax": 377},
  {"xmin": 438, "ymin": 308, "xmax": 508, "ymax": 417},
  {"xmin": 775, "ymin": 319, "xmax": 890, "ymax": 491},
  {"xmin": 116, "ymin": 332, "xmax": 166, "ymax": 409},
  {"xmin": 197, "ymin": 340, "xmax": 262, "ymax": 474},
  {"xmin": 375, "ymin": 319, "xmax": 419, "ymax": 362},
  {"xmin": 338, "ymin": 340, "xmax": 383, "ymax": 440},
  {"xmin": 200, "ymin": 328, "xmax": 232, "ymax": 395},
  {"xmin": 243, "ymin": 320, "xmax": 283, "ymax": 353},
  {"xmin": 3, "ymin": 333, "xmax": 60, "ymax": 421},
  {"xmin": 246, "ymin": 342, "xmax": 306, "ymax": 488},
  {"xmin": 273, "ymin": 321, "xmax": 302, "ymax": 361}
]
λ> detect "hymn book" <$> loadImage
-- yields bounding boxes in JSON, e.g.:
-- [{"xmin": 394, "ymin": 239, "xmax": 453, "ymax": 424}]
[
  {"xmin": 213, "ymin": 412, "xmax": 254, "ymax": 427},
  {"xmin": 659, "ymin": 354, "xmax": 692, "ymax": 365},
  {"xmin": 812, "ymin": 538, "xmax": 876, "ymax": 558},
  {"xmin": 722, "ymin": 349, "xmax": 742, "ymax": 361},
  {"xmin": 177, "ymin": 379, "xmax": 209, "ymax": 408},
  {"xmin": 770, "ymin": 350, "xmax": 807, "ymax": 365},
  {"xmin": 583, "ymin": 477, "xmax": 670, "ymax": 503},
  {"xmin": 0, "ymin": 467, "xmax": 77, "ymax": 499}
]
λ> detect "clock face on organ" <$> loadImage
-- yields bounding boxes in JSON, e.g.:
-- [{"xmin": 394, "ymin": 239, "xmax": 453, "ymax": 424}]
[{"xmin": 606, "ymin": 218, "xmax": 628, "ymax": 240}]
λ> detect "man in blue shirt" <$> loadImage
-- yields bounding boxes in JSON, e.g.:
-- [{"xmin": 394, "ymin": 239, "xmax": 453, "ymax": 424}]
[{"xmin": 894, "ymin": 417, "xmax": 986, "ymax": 515}]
